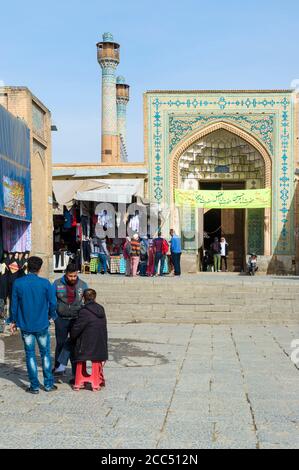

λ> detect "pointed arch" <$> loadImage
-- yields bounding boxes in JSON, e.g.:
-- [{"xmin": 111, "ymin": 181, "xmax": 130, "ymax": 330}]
[{"xmin": 170, "ymin": 121, "xmax": 272, "ymax": 197}]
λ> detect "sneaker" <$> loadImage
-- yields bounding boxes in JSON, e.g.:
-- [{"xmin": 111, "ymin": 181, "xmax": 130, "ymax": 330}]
[
  {"xmin": 53, "ymin": 370, "xmax": 65, "ymax": 378},
  {"xmin": 26, "ymin": 387, "xmax": 39, "ymax": 395},
  {"xmin": 44, "ymin": 385, "xmax": 58, "ymax": 392},
  {"xmin": 54, "ymin": 364, "xmax": 66, "ymax": 373}
]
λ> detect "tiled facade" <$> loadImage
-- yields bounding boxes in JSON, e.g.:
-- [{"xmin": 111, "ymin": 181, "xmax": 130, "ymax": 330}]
[{"xmin": 144, "ymin": 90, "xmax": 298, "ymax": 273}]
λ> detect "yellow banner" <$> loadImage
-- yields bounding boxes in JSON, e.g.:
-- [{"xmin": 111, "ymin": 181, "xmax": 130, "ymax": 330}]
[{"xmin": 175, "ymin": 188, "xmax": 271, "ymax": 209}]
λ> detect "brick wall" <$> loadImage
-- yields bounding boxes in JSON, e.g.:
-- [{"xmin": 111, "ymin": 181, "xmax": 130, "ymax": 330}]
[{"xmin": 0, "ymin": 87, "xmax": 53, "ymax": 276}]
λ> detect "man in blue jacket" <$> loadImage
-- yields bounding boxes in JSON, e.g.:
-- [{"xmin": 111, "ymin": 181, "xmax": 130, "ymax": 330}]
[
  {"xmin": 170, "ymin": 229, "xmax": 182, "ymax": 276},
  {"xmin": 10, "ymin": 256, "xmax": 57, "ymax": 394}
]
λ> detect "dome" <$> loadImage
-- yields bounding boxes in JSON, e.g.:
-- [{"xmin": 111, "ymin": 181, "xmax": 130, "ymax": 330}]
[
  {"xmin": 116, "ymin": 76, "xmax": 126, "ymax": 85},
  {"xmin": 102, "ymin": 32, "xmax": 114, "ymax": 43}
]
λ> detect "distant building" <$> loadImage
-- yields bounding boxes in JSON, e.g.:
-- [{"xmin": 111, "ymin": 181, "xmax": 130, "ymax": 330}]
[{"xmin": 0, "ymin": 87, "xmax": 54, "ymax": 274}]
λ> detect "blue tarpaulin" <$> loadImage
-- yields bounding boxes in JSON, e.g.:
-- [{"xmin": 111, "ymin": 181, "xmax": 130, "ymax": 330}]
[{"xmin": 0, "ymin": 105, "xmax": 32, "ymax": 222}]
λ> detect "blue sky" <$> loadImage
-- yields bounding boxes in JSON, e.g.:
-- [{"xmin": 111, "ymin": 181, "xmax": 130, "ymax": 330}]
[{"xmin": 1, "ymin": 0, "xmax": 298, "ymax": 163}]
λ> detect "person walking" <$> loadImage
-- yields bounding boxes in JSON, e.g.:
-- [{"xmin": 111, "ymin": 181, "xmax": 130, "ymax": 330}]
[
  {"xmin": 53, "ymin": 264, "xmax": 88, "ymax": 377},
  {"xmin": 70, "ymin": 289, "xmax": 108, "ymax": 386},
  {"xmin": 9, "ymin": 256, "xmax": 57, "ymax": 394},
  {"xmin": 130, "ymin": 234, "xmax": 141, "ymax": 277},
  {"xmin": 97, "ymin": 237, "xmax": 110, "ymax": 274},
  {"xmin": 139, "ymin": 237, "xmax": 149, "ymax": 276},
  {"xmin": 210, "ymin": 237, "xmax": 221, "ymax": 272},
  {"xmin": 123, "ymin": 237, "xmax": 131, "ymax": 276},
  {"xmin": 153, "ymin": 232, "xmax": 168, "ymax": 276},
  {"xmin": 169, "ymin": 229, "xmax": 182, "ymax": 276},
  {"xmin": 146, "ymin": 239, "xmax": 155, "ymax": 277},
  {"xmin": 220, "ymin": 237, "xmax": 229, "ymax": 272}
]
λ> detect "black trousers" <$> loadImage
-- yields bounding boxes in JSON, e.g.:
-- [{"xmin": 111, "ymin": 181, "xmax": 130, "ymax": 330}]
[
  {"xmin": 221, "ymin": 256, "xmax": 227, "ymax": 271},
  {"xmin": 54, "ymin": 251, "xmax": 65, "ymax": 268},
  {"xmin": 81, "ymin": 216, "xmax": 89, "ymax": 237},
  {"xmin": 0, "ymin": 272, "xmax": 8, "ymax": 302},
  {"xmin": 82, "ymin": 240, "xmax": 91, "ymax": 262},
  {"xmin": 54, "ymin": 317, "xmax": 76, "ymax": 374},
  {"xmin": 171, "ymin": 252, "xmax": 181, "ymax": 275}
]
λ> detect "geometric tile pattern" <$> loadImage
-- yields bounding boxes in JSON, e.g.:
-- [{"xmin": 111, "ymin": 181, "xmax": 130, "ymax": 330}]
[
  {"xmin": 101, "ymin": 62, "xmax": 118, "ymax": 135},
  {"xmin": 145, "ymin": 91, "xmax": 295, "ymax": 255},
  {"xmin": 169, "ymin": 113, "xmax": 274, "ymax": 154}
]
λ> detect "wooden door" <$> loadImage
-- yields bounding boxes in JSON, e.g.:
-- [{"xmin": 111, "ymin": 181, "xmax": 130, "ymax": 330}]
[
  {"xmin": 221, "ymin": 209, "xmax": 245, "ymax": 271},
  {"xmin": 221, "ymin": 183, "xmax": 245, "ymax": 272}
]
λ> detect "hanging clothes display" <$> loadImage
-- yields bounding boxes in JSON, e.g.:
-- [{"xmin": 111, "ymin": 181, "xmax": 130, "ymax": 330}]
[
  {"xmin": 82, "ymin": 240, "xmax": 91, "ymax": 262},
  {"xmin": 2, "ymin": 218, "xmax": 32, "ymax": 252},
  {"xmin": 63, "ymin": 209, "xmax": 72, "ymax": 229},
  {"xmin": 81, "ymin": 216, "xmax": 90, "ymax": 237},
  {"xmin": 5, "ymin": 254, "xmax": 21, "ymax": 304},
  {"xmin": 0, "ymin": 261, "xmax": 9, "ymax": 302},
  {"xmin": 129, "ymin": 214, "xmax": 140, "ymax": 233}
]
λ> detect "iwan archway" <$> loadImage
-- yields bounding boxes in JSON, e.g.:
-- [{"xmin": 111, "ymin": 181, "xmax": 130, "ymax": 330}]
[
  {"xmin": 144, "ymin": 90, "xmax": 296, "ymax": 274},
  {"xmin": 171, "ymin": 122, "xmax": 272, "ymax": 271},
  {"xmin": 170, "ymin": 122, "xmax": 272, "ymax": 271}
]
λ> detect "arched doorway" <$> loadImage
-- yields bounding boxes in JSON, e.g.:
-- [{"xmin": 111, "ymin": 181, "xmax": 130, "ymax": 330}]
[{"xmin": 170, "ymin": 122, "xmax": 272, "ymax": 272}]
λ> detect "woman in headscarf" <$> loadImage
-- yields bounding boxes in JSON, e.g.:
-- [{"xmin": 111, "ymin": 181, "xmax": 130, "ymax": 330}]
[
  {"xmin": 123, "ymin": 237, "xmax": 131, "ymax": 277},
  {"xmin": 146, "ymin": 238, "xmax": 155, "ymax": 277}
]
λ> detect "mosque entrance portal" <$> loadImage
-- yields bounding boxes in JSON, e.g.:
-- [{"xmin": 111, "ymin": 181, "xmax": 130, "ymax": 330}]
[
  {"xmin": 201, "ymin": 182, "xmax": 246, "ymax": 272},
  {"xmin": 179, "ymin": 128, "xmax": 267, "ymax": 272}
]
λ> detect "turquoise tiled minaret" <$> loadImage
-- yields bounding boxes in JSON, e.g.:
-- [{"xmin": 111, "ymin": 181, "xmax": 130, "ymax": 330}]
[
  {"xmin": 116, "ymin": 75, "xmax": 130, "ymax": 161},
  {"xmin": 97, "ymin": 33, "xmax": 120, "ymax": 163}
]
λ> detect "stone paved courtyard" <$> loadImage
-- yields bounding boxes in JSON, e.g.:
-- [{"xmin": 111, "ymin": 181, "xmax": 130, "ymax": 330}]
[{"xmin": 1, "ymin": 321, "xmax": 299, "ymax": 449}]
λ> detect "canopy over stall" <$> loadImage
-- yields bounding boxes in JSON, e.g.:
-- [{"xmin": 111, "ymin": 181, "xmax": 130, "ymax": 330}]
[
  {"xmin": 52, "ymin": 179, "xmax": 109, "ymax": 209},
  {"xmin": 75, "ymin": 179, "xmax": 144, "ymax": 204}
]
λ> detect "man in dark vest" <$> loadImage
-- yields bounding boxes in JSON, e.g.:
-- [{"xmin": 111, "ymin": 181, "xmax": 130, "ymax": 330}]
[{"xmin": 53, "ymin": 264, "xmax": 88, "ymax": 376}]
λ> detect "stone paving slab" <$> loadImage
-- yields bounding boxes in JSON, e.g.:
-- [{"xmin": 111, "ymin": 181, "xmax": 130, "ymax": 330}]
[{"xmin": 1, "ymin": 322, "xmax": 299, "ymax": 448}]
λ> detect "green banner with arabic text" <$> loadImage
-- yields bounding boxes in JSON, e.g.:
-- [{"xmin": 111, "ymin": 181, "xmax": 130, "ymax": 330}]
[{"xmin": 175, "ymin": 188, "xmax": 271, "ymax": 209}]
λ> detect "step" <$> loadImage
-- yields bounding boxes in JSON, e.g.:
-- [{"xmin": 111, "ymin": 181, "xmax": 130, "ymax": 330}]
[{"xmin": 52, "ymin": 274, "xmax": 299, "ymax": 324}]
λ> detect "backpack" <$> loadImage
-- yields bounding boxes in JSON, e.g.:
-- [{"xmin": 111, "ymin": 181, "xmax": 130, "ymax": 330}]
[
  {"xmin": 140, "ymin": 241, "xmax": 147, "ymax": 256},
  {"xmin": 211, "ymin": 242, "xmax": 220, "ymax": 254},
  {"xmin": 162, "ymin": 239, "xmax": 169, "ymax": 255},
  {"xmin": 140, "ymin": 241, "xmax": 148, "ymax": 262}
]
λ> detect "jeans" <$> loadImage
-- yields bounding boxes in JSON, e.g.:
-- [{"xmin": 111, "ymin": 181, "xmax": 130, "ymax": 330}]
[
  {"xmin": 154, "ymin": 252, "xmax": 165, "ymax": 276},
  {"xmin": 171, "ymin": 252, "xmax": 181, "ymax": 275},
  {"xmin": 139, "ymin": 262, "xmax": 147, "ymax": 276},
  {"xmin": 21, "ymin": 328, "xmax": 53, "ymax": 390},
  {"xmin": 54, "ymin": 317, "xmax": 76, "ymax": 375},
  {"xmin": 213, "ymin": 254, "xmax": 221, "ymax": 272},
  {"xmin": 98, "ymin": 253, "xmax": 107, "ymax": 273},
  {"xmin": 57, "ymin": 338, "xmax": 72, "ymax": 366}
]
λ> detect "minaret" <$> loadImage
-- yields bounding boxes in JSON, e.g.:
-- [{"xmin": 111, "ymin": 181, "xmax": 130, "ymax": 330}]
[
  {"xmin": 97, "ymin": 32, "xmax": 120, "ymax": 164},
  {"xmin": 116, "ymin": 76, "xmax": 130, "ymax": 161}
]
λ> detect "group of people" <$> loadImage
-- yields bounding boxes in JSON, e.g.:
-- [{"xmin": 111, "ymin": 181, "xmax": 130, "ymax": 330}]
[
  {"xmin": 123, "ymin": 229, "xmax": 182, "ymax": 277},
  {"xmin": 9, "ymin": 258, "xmax": 108, "ymax": 394},
  {"xmin": 202, "ymin": 236, "xmax": 229, "ymax": 272},
  {"xmin": 0, "ymin": 252, "xmax": 30, "ymax": 331}
]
